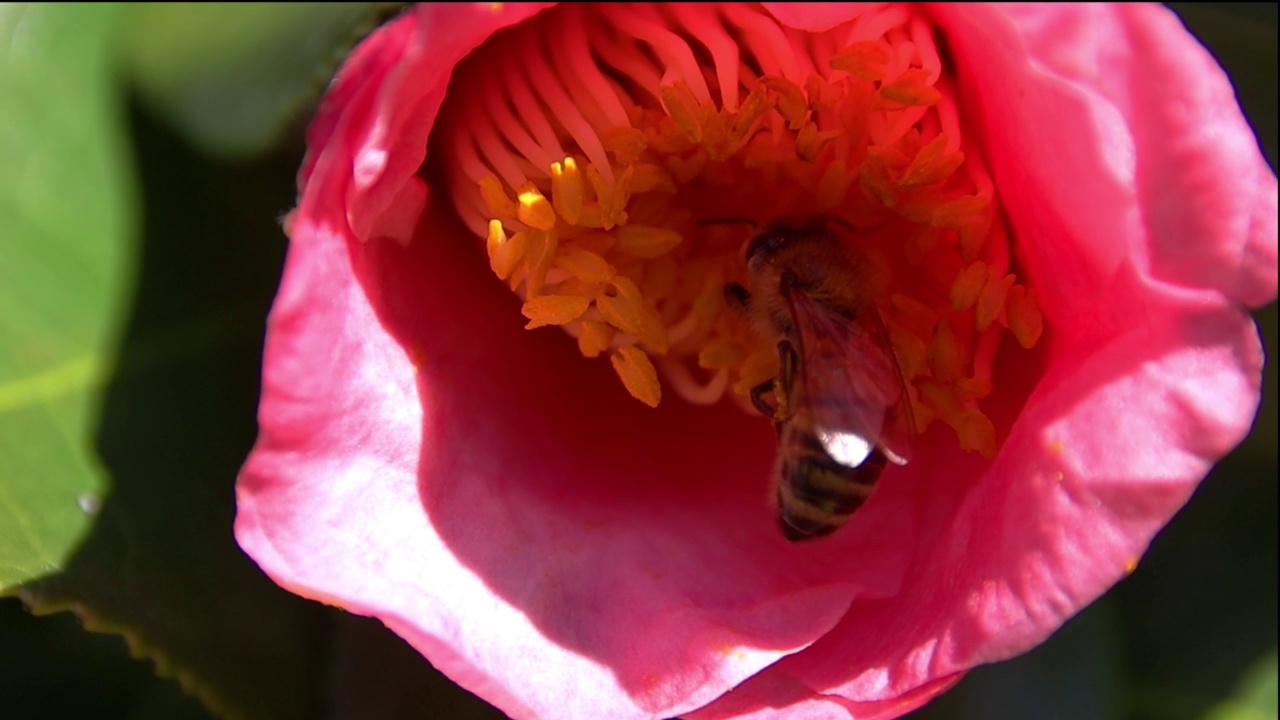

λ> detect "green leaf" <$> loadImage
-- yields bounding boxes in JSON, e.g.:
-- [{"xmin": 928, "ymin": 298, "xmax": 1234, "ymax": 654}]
[
  {"xmin": 19, "ymin": 108, "xmax": 325, "ymax": 719},
  {"xmin": 1201, "ymin": 651, "xmax": 1279, "ymax": 720},
  {"xmin": 0, "ymin": 3, "xmax": 134, "ymax": 590},
  {"xmin": 125, "ymin": 2, "xmax": 402, "ymax": 158}
]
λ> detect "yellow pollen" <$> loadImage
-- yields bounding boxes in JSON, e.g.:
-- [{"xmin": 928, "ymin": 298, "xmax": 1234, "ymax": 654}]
[{"xmin": 443, "ymin": 3, "xmax": 1045, "ymax": 464}]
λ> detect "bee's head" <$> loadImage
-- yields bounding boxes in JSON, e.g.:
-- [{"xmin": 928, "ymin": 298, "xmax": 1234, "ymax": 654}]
[{"xmin": 745, "ymin": 215, "xmax": 836, "ymax": 274}]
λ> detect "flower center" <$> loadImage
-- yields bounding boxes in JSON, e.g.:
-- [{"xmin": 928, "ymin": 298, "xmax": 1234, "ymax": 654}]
[{"xmin": 436, "ymin": 3, "xmax": 1043, "ymax": 458}]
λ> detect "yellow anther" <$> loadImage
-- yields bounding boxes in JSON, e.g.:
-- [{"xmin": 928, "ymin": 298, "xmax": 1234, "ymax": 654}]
[
  {"xmin": 586, "ymin": 164, "xmax": 632, "ymax": 230},
  {"xmin": 795, "ymin": 121, "xmax": 821, "ymax": 162},
  {"xmin": 523, "ymin": 228, "xmax": 558, "ymax": 297},
  {"xmin": 859, "ymin": 152, "xmax": 901, "ymax": 208},
  {"xmin": 733, "ymin": 347, "xmax": 781, "ymax": 397},
  {"xmin": 729, "ymin": 84, "xmax": 776, "ymax": 148},
  {"xmin": 976, "ymin": 269, "xmax": 1015, "ymax": 331},
  {"xmin": 890, "ymin": 293, "xmax": 939, "ymax": 336},
  {"xmin": 1005, "ymin": 285, "xmax": 1044, "ymax": 348},
  {"xmin": 578, "ymin": 320, "xmax": 614, "ymax": 358},
  {"xmin": 878, "ymin": 68, "xmax": 943, "ymax": 108},
  {"xmin": 555, "ymin": 248, "xmax": 615, "ymax": 283},
  {"xmin": 517, "ymin": 182, "xmax": 557, "ymax": 230},
  {"xmin": 957, "ymin": 377, "xmax": 993, "ymax": 400},
  {"xmin": 927, "ymin": 316, "xmax": 966, "ymax": 383},
  {"xmin": 637, "ymin": 307, "xmax": 670, "ymax": 355},
  {"xmin": 761, "ymin": 76, "xmax": 808, "ymax": 130},
  {"xmin": 603, "ymin": 126, "xmax": 649, "ymax": 164},
  {"xmin": 804, "ymin": 73, "xmax": 840, "ymax": 113},
  {"xmin": 951, "ymin": 260, "xmax": 987, "ymax": 312},
  {"xmin": 550, "ymin": 158, "xmax": 584, "ymax": 225},
  {"xmin": 918, "ymin": 380, "xmax": 996, "ymax": 458},
  {"xmin": 611, "ymin": 345, "xmax": 661, "ymax": 407},
  {"xmin": 886, "ymin": 321, "xmax": 928, "ymax": 381},
  {"xmin": 931, "ymin": 194, "xmax": 989, "ymax": 229},
  {"xmin": 659, "ymin": 81, "xmax": 704, "ymax": 143},
  {"xmin": 521, "ymin": 295, "xmax": 592, "ymax": 329},
  {"xmin": 630, "ymin": 164, "xmax": 676, "ymax": 194},
  {"xmin": 486, "ymin": 220, "xmax": 524, "ymax": 280},
  {"xmin": 956, "ymin": 409, "xmax": 997, "ymax": 458},
  {"xmin": 616, "ymin": 224, "xmax": 683, "ymax": 258},
  {"xmin": 596, "ymin": 276, "xmax": 649, "ymax": 337},
  {"xmin": 479, "ymin": 175, "xmax": 518, "ymax": 219},
  {"xmin": 831, "ymin": 41, "xmax": 894, "ymax": 82},
  {"xmin": 901, "ymin": 133, "xmax": 964, "ymax": 187}
]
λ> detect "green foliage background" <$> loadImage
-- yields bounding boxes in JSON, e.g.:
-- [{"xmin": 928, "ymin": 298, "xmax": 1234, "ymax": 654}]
[{"xmin": 0, "ymin": 3, "xmax": 1274, "ymax": 719}]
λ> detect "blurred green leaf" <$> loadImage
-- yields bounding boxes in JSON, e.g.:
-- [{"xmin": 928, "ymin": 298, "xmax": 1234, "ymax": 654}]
[
  {"xmin": 17, "ymin": 106, "xmax": 325, "ymax": 720},
  {"xmin": 1201, "ymin": 651, "xmax": 1278, "ymax": 720},
  {"xmin": 0, "ymin": 3, "xmax": 133, "ymax": 590},
  {"xmin": 126, "ymin": 2, "xmax": 401, "ymax": 158}
]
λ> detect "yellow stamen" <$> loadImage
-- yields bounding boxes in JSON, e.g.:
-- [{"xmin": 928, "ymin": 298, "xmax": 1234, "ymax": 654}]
[
  {"xmin": 480, "ymin": 175, "xmax": 518, "ymax": 219},
  {"xmin": 976, "ymin": 268, "xmax": 1015, "ymax": 331},
  {"xmin": 443, "ymin": 4, "xmax": 1045, "ymax": 464},
  {"xmin": 879, "ymin": 68, "xmax": 943, "ymax": 107},
  {"xmin": 522, "ymin": 295, "xmax": 592, "ymax": 329},
  {"xmin": 901, "ymin": 134, "xmax": 964, "ymax": 187},
  {"xmin": 517, "ymin": 183, "xmax": 557, "ymax": 231},
  {"xmin": 550, "ymin": 158, "xmax": 584, "ymax": 225},
  {"xmin": 615, "ymin": 225, "xmax": 683, "ymax": 258},
  {"xmin": 578, "ymin": 320, "xmax": 614, "ymax": 358},
  {"xmin": 659, "ymin": 81, "xmax": 704, "ymax": 144},
  {"xmin": 831, "ymin": 41, "xmax": 894, "ymax": 82},
  {"xmin": 486, "ymin": 220, "xmax": 524, "ymax": 280},
  {"xmin": 1005, "ymin": 285, "xmax": 1045, "ymax": 349},
  {"xmin": 555, "ymin": 248, "xmax": 615, "ymax": 283},
  {"xmin": 761, "ymin": 76, "xmax": 808, "ymax": 130},
  {"xmin": 927, "ymin": 316, "xmax": 966, "ymax": 383},
  {"xmin": 950, "ymin": 260, "xmax": 987, "ymax": 312},
  {"xmin": 523, "ymin": 229, "xmax": 558, "ymax": 297},
  {"xmin": 611, "ymin": 346, "xmax": 661, "ymax": 408}
]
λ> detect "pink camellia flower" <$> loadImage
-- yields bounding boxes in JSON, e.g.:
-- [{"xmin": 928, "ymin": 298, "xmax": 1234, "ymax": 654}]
[{"xmin": 235, "ymin": 3, "xmax": 1276, "ymax": 719}]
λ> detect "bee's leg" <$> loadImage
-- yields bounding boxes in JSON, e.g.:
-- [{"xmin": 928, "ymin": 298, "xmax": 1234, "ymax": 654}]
[
  {"xmin": 750, "ymin": 380, "xmax": 778, "ymax": 419},
  {"xmin": 724, "ymin": 282, "xmax": 751, "ymax": 312},
  {"xmin": 775, "ymin": 339, "xmax": 798, "ymax": 421}
]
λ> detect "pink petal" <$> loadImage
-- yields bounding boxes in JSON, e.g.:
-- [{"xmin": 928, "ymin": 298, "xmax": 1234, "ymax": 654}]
[{"xmin": 761, "ymin": 2, "xmax": 871, "ymax": 32}]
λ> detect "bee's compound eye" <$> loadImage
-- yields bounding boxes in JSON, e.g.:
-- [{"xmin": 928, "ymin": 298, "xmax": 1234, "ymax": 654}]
[{"xmin": 746, "ymin": 232, "xmax": 787, "ymax": 264}]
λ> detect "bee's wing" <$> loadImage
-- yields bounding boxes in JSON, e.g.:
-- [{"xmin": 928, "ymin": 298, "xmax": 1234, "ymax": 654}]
[{"xmin": 785, "ymin": 288, "xmax": 915, "ymax": 466}]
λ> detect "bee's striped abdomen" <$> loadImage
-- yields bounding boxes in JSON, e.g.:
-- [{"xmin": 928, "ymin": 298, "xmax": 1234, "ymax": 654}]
[{"xmin": 776, "ymin": 426, "xmax": 888, "ymax": 541}]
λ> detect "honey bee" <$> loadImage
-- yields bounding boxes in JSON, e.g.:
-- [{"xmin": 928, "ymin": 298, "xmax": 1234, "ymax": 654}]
[{"xmin": 725, "ymin": 215, "xmax": 914, "ymax": 541}]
